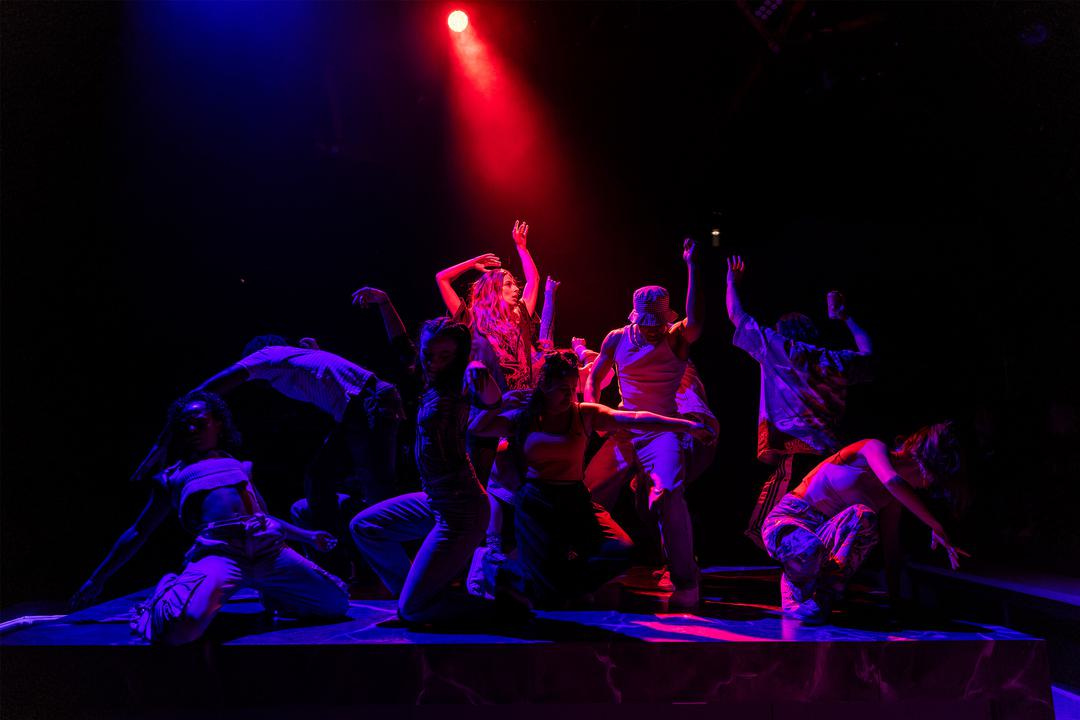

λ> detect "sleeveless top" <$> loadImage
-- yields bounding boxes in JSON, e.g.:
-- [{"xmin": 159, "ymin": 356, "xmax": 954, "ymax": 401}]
[
  {"xmin": 793, "ymin": 450, "xmax": 907, "ymax": 517},
  {"xmin": 519, "ymin": 404, "xmax": 589, "ymax": 483},
  {"xmin": 415, "ymin": 386, "xmax": 477, "ymax": 484},
  {"xmin": 614, "ymin": 325, "xmax": 687, "ymax": 417},
  {"xmin": 157, "ymin": 456, "xmax": 261, "ymax": 532}
]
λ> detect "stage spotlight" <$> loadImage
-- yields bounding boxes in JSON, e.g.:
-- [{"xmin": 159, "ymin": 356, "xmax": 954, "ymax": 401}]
[{"xmin": 448, "ymin": 10, "xmax": 469, "ymax": 33}]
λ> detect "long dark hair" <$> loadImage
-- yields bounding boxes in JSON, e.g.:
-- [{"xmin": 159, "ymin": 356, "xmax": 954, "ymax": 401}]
[
  {"xmin": 420, "ymin": 317, "xmax": 472, "ymax": 393},
  {"xmin": 165, "ymin": 390, "xmax": 242, "ymax": 460}
]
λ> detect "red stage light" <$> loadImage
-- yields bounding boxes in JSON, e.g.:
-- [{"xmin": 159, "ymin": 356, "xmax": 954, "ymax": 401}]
[{"xmin": 448, "ymin": 10, "xmax": 469, "ymax": 33}]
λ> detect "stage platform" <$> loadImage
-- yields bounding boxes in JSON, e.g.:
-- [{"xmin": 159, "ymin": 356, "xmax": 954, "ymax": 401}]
[{"xmin": 0, "ymin": 568, "xmax": 1055, "ymax": 719}]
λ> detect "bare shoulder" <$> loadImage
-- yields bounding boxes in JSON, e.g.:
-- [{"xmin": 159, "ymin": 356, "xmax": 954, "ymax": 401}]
[
  {"xmin": 600, "ymin": 327, "xmax": 624, "ymax": 350},
  {"xmin": 852, "ymin": 438, "xmax": 887, "ymax": 460}
]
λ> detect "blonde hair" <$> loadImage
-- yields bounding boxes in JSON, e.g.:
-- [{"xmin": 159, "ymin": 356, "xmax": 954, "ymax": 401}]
[{"xmin": 467, "ymin": 270, "xmax": 528, "ymax": 348}]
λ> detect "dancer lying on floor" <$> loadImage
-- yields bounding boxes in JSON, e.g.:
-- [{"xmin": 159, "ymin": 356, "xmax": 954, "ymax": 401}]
[
  {"xmin": 469, "ymin": 351, "xmax": 707, "ymax": 609},
  {"xmin": 761, "ymin": 421, "xmax": 969, "ymax": 624},
  {"xmin": 71, "ymin": 392, "xmax": 349, "ymax": 644},
  {"xmin": 349, "ymin": 318, "xmax": 505, "ymax": 626}
]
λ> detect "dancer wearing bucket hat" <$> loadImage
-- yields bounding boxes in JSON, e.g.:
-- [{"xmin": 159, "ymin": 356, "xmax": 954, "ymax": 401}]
[{"xmin": 584, "ymin": 239, "xmax": 706, "ymax": 607}]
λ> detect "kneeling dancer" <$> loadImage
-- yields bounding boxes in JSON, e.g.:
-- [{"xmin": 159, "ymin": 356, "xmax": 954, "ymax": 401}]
[
  {"xmin": 471, "ymin": 351, "xmax": 705, "ymax": 609},
  {"xmin": 72, "ymin": 392, "xmax": 349, "ymax": 644}
]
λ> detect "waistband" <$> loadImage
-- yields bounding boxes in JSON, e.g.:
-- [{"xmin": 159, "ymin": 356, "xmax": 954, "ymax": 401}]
[{"xmin": 197, "ymin": 513, "xmax": 270, "ymax": 540}]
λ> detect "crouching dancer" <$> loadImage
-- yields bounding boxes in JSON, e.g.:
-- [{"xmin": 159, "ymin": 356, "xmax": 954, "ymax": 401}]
[
  {"xmin": 71, "ymin": 392, "xmax": 349, "ymax": 644},
  {"xmin": 470, "ymin": 351, "xmax": 707, "ymax": 609},
  {"xmin": 762, "ymin": 421, "xmax": 969, "ymax": 624}
]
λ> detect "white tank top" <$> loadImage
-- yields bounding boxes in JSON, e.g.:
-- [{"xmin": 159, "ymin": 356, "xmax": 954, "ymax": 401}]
[
  {"xmin": 794, "ymin": 451, "xmax": 894, "ymax": 517},
  {"xmin": 614, "ymin": 325, "xmax": 686, "ymax": 416}
]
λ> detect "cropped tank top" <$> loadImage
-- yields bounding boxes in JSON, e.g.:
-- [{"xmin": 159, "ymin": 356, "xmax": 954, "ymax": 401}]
[
  {"xmin": 521, "ymin": 404, "xmax": 588, "ymax": 483},
  {"xmin": 157, "ymin": 455, "xmax": 260, "ymax": 532},
  {"xmin": 793, "ymin": 451, "xmax": 896, "ymax": 517}
]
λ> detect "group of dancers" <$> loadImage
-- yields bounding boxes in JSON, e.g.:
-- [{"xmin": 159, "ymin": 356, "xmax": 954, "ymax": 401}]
[{"xmin": 71, "ymin": 220, "xmax": 969, "ymax": 643}]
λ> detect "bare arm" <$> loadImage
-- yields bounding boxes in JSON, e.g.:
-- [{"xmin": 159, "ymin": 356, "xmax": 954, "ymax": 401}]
[
  {"xmin": 274, "ymin": 516, "xmax": 338, "ymax": 552},
  {"xmin": 537, "ymin": 276, "xmax": 559, "ymax": 351},
  {"xmin": 465, "ymin": 361, "xmax": 515, "ymax": 437},
  {"xmin": 585, "ymin": 403, "xmax": 704, "ymax": 435},
  {"xmin": 844, "ymin": 316, "xmax": 873, "ymax": 354},
  {"xmin": 584, "ymin": 330, "xmax": 620, "ymax": 403},
  {"xmin": 70, "ymin": 488, "xmax": 173, "ymax": 609},
  {"xmin": 861, "ymin": 439, "xmax": 969, "ymax": 570},
  {"xmin": 513, "ymin": 220, "xmax": 540, "ymax": 316},
  {"xmin": 435, "ymin": 253, "xmax": 503, "ymax": 317},
  {"xmin": 352, "ymin": 286, "xmax": 406, "ymax": 341},
  {"xmin": 193, "ymin": 364, "xmax": 251, "ymax": 396},
  {"xmin": 725, "ymin": 255, "xmax": 746, "ymax": 325},
  {"xmin": 682, "ymin": 238, "xmax": 704, "ymax": 344},
  {"xmin": 830, "ymin": 294, "xmax": 872, "ymax": 354}
]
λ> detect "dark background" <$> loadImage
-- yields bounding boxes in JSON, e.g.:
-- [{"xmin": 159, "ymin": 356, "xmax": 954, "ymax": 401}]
[{"xmin": 3, "ymin": 1, "xmax": 1079, "ymax": 606}]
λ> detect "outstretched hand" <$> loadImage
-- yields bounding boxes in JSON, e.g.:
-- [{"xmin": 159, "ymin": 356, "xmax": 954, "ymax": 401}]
[
  {"xmin": 545, "ymin": 275, "xmax": 560, "ymax": 293},
  {"xmin": 472, "ymin": 253, "xmax": 502, "ymax": 272},
  {"xmin": 512, "ymin": 220, "xmax": 529, "ymax": 249},
  {"xmin": 931, "ymin": 528, "xmax": 971, "ymax": 571},
  {"xmin": 683, "ymin": 237, "xmax": 697, "ymax": 265},
  {"xmin": 351, "ymin": 286, "xmax": 389, "ymax": 307},
  {"xmin": 726, "ymin": 255, "xmax": 746, "ymax": 286},
  {"xmin": 308, "ymin": 531, "xmax": 338, "ymax": 553}
]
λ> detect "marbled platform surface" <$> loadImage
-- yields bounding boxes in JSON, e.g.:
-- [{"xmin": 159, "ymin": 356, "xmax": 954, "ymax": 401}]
[{"xmin": 1, "ymin": 587, "xmax": 1054, "ymax": 718}]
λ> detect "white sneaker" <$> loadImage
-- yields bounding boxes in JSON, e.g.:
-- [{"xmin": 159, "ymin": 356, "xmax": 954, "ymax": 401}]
[{"xmin": 668, "ymin": 585, "xmax": 700, "ymax": 609}]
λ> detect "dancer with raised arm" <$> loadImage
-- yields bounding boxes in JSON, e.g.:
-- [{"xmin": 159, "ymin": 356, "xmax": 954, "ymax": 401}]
[
  {"xmin": 435, "ymin": 220, "xmax": 544, "ymax": 557},
  {"xmin": 470, "ymin": 351, "xmax": 706, "ymax": 609},
  {"xmin": 726, "ymin": 256, "xmax": 874, "ymax": 549},
  {"xmin": 584, "ymin": 237, "xmax": 705, "ymax": 607},
  {"xmin": 71, "ymin": 392, "xmax": 348, "ymax": 644},
  {"xmin": 348, "ymin": 318, "xmax": 507, "ymax": 626},
  {"xmin": 762, "ymin": 422, "xmax": 968, "ymax": 623}
]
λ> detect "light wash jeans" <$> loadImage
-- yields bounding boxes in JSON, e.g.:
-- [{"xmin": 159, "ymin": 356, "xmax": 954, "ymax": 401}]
[{"xmin": 132, "ymin": 515, "xmax": 349, "ymax": 645}]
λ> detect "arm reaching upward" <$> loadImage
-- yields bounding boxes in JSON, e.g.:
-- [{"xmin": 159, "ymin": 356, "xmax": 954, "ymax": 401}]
[
  {"xmin": 538, "ymin": 276, "xmax": 560, "ymax": 351},
  {"xmin": 435, "ymin": 253, "xmax": 502, "ymax": 317},
  {"xmin": 682, "ymin": 238, "xmax": 704, "ymax": 343},
  {"xmin": 513, "ymin": 220, "xmax": 540, "ymax": 316},
  {"xmin": 352, "ymin": 286, "xmax": 407, "ymax": 342},
  {"xmin": 828, "ymin": 292, "xmax": 873, "ymax": 354},
  {"xmin": 725, "ymin": 255, "xmax": 746, "ymax": 324}
]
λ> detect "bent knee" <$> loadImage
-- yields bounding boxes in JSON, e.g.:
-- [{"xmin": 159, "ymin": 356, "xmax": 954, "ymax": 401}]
[
  {"xmin": 349, "ymin": 515, "xmax": 386, "ymax": 544},
  {"xmin": 396, "ymin": 593, "xmax": 432, "ymax": 624}
]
